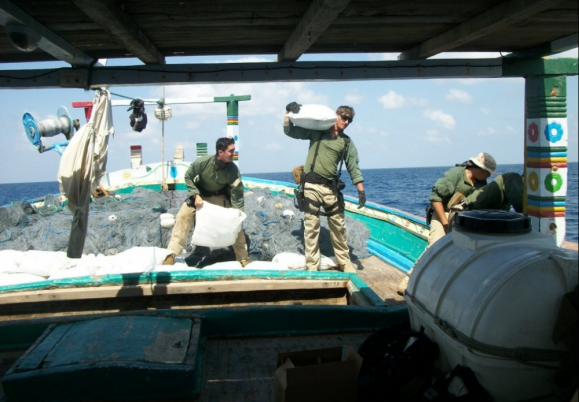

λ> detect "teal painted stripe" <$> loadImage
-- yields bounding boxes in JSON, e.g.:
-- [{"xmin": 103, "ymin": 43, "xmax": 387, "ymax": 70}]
[
  {"xmin": 367, "ymin": 240, "xmax": 415, "ymax": 273},
  {"xmin": 527, "ymin": 200, "xmax": 565, "ymax": 207},
  {"xmin": 527, "ymin": 152, "xmax": 567, "ymax": 158},
  {"xmin": 243, "ymin": 176, "xmax": 298, "ymax": 189},
  {"xmin": 0, "ymin": 270, "xmax": 354, "ymax": 294}
]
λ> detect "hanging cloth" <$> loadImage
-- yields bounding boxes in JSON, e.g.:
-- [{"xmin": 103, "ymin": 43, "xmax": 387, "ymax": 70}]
[{"xmin": 57, "ymin": 89, "xmax": 115, "ymax": 258}]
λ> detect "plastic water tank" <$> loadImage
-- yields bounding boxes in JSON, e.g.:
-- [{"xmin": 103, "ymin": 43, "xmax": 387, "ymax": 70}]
[{"xmin": 405, "ymin": 210, "xmax": 578, "ymax": 401}]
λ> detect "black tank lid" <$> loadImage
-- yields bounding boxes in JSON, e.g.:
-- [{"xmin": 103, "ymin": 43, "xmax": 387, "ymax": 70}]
[{"xmin": 453, "ymin": 210, "xmax": 532, "ymax": 235}]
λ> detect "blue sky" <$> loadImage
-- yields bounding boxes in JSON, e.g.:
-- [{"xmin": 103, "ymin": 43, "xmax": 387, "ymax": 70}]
[{"xmin": 0, "ymin": 50, "xmax": 577, "ymax": 184}]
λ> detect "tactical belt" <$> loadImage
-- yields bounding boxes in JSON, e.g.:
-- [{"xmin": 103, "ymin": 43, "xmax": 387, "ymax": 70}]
[{"xmin": 304, "ymin": 172, "xmax": 336, "ymax": 187}]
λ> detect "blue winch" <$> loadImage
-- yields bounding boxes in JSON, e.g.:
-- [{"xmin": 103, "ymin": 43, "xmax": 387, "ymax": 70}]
[{"xmin": 22, "ymin": 106, "xmax": 77, "ymax": 155}]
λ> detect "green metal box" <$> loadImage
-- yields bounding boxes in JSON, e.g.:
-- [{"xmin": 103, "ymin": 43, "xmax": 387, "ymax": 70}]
[{"xmin": 1, "ymin": 316, "xmax": 202, "ymax": 401}]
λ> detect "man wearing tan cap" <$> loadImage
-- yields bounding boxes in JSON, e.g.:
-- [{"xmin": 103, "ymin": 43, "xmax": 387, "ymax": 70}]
[{"xmin": 427, "ymin": 152, "xmax": 497, "ymax": 246}]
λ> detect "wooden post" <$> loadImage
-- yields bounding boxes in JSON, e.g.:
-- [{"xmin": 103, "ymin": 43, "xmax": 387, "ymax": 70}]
[{"xmin": 524, "ymin": 75, "xmax": 568, "ymax": 246}]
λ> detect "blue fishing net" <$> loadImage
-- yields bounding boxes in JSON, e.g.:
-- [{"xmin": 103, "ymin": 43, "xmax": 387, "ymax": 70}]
[{"xmin": 0, "ymin": 187, "xmax": 370, "ymax": 264}]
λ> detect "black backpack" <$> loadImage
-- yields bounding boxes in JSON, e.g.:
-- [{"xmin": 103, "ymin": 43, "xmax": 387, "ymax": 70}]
[{"xmin": 357, "ymin": 323, "xmax": 440, "ymax": 401}]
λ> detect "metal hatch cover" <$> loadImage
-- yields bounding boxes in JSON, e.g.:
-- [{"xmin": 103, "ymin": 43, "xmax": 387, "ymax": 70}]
[{"xmin": 1, "ymin": 316, "xmax": 203, "ymax": 401}]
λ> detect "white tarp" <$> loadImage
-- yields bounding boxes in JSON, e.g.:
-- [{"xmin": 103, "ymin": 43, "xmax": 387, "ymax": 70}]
[{"xmin": 57, "ymin": 89, "xmax": 114, "ymax": 258}]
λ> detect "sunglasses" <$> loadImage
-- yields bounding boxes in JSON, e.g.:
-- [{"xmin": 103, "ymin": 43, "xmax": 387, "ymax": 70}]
[{"xmin": 339, "ymin": 114, "xmax": 353, "ymax": 122}]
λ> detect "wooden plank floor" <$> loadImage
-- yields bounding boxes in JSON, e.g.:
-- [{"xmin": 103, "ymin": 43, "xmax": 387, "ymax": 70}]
[
  {"xmin": 353, "ymin": 256, "xmax": 408, "ymax": 306},
  {"xmin": 199, "ymin": 333, "xmax": 372, "ymax": 402}
]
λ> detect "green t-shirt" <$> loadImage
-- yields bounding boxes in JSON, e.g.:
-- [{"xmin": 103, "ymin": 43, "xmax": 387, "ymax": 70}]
[
  {"xmin": 284, "ymin": 123, "xmax": 364, "ymax": 184},
  {"xmin": 184, "ymin": 154, "xmax": 244, "ymax": 210}
]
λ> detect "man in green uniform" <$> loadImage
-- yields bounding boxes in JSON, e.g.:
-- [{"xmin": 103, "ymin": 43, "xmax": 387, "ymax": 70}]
[
  {"xmin": 283, "ymin": 102, "xmax": 365, "ymax": 272},
  {"xmin": 163, "ymin": 137, "xmax": 249, "ymax": 266},
  {"xmin": 427, "ymin": 152, "xmax": 497, "ymax": 246}
]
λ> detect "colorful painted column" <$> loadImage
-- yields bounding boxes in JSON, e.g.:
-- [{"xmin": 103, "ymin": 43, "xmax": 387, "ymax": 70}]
[
  {"xmin": 525, "ymin": 75, "xmax": 568, "ymax": 246},
  {"xmin": 214, "ymin": 94, "xmax": 251, "ymax": 167}
]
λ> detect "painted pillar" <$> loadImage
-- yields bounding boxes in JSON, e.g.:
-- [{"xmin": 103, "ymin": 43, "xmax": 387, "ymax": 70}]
[
  {"xmin": 214, "ymin": 94, "xmax": 251, "ymax": 168},
  {"xmin": 524, "ymin": 75, "xmax": 568, "ymax": 246}
]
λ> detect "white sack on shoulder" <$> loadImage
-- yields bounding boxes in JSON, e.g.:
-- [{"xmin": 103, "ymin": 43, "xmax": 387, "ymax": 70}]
[
  {"xmin": 288, "ymin": 104, "xmax": 337, "ymax": 131},
  {"xmin": 191, "ymin": 203, "xmax": 246, "ymax": 248}
]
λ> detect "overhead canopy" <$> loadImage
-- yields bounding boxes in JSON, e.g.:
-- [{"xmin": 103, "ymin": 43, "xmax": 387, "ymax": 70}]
[{"xmin": 0, "ymin": 0, "xmax": 577, "ymax": 88}]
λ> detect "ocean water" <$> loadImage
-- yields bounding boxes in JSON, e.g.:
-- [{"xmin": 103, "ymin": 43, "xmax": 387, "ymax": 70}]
[{"xmin": 1, "ymin": 163, "xmax": 577, "ymax": 242}]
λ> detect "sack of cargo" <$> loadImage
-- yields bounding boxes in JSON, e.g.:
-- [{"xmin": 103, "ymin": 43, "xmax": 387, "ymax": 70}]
[
  {"xmin": 288, "ymin": 104, "xmax": 337, "ymax": 131},
  {"xmin": 191, "ymin": 202, "xmax": 246, "ymax": 248}
]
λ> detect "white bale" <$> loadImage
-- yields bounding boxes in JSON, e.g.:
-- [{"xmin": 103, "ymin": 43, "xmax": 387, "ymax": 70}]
[
  {"xmin": 160, "ymin": 213, "xmax": 175, "ymax": 220},
  {"xmin": 244, "ymin": 261, "xmax": 288, "ymax": 270},
  {"xmin": 95, "ymin": 247, "xmax": 172, "ymax": 276},
  {"xmin": 49, "ymin": 254, "xmax": 100, "ymax": 280},
  {"xmin": 0, "ymin": 273, "xmax": 47, "ymax": 287},
  {"xmin": 0, "ymin": 250, "xmax": 25, "ymax": 274},
  {"xmin": 272, "ymin": 252, "xmax": 306, "ymax": 270},
  {"xmin": 191, "ymin": 203, "xmax": 246, "ymax": 248},
  {"xmin": 160, "ymin": 217, "xmax": 176, "ymax": 228},
  {"xmin": 200, "ymin": 261, "xmax": 242, "ymax": 270},
  {"xmin": 288, "ymin": 104, "xmax": 337, "ymax": 131},
  {"xmin": 18, "ymin": 250, "xmax": 71, "ymax": 277}
]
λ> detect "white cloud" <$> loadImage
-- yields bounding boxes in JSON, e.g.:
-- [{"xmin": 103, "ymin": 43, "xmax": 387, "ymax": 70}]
[
  {"xmin": 344, "ymin": 90, "xmax": 365, "ymax": 105},
  {"xmin": 422, "ymin": 129, "xmax": 451, "ymax": 143},
  {"xmin": 377, "ymin": 90, "xmax": 428, "ymax": 109},
  {"xmin": 480, "ymin": 107, "xmax": 492, "ymax": 116},
  {"xmin": 446, "ymin": 89, "xmax": 473, "ymax": 104},
  {"xmin": 424, "ymin": 109, "xmax": 456, "ymax": 129},
  {"xmin": 478, "ymin": 127, "xmax": 497, "ymax": 136},
  {"xmin": 378, "ymin": 90, "xmax": 405, "ymax": 109}
]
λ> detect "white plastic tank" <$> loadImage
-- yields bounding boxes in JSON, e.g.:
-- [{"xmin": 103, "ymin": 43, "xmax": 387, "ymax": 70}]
[{"xmin": 405, "ymin": 210, "xmax": 578, "ymax": 401}]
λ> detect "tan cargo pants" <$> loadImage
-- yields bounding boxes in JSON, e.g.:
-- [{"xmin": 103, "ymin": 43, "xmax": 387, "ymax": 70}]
[
  {"xmin": 303, "ymin": 182, "xmax": 353, "ymax": 271},
  {"xmin": 428, "ymin": 211, "xmax": 450, "ymax": 246},
  {"xmin": 166, "ymin": 194, "xmax": 249, "ymax": 262}
]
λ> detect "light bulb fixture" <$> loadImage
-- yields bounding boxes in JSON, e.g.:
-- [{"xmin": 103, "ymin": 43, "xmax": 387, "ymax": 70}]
[{"xmin": 4, "ymin": 24, "xmax": 41, "ymax": 52}]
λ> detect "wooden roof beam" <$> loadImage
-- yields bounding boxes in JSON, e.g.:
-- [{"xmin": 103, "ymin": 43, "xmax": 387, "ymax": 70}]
[
  {"xmin": 0, "ymin": 0, "xmax": 94, "ymax": 66},
  {"xmin": 73, "ymin": 0, "xmax": 165, "ymax": 65},
  {"xmin": 276, "ymin": 0, "xmax": 351, "ymax": 62},
  {"xmin": 399, "ymin": 0, "xmax": 568, "ymax": 61},
  {"xmin": 506, "ymin": 33, "xmax": 578, "ymax": 59}
]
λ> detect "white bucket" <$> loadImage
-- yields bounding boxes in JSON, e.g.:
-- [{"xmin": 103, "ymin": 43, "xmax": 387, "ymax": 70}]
[{"xmin": 405, "ymin": 210, "xmax": 578, "ymax": 401}]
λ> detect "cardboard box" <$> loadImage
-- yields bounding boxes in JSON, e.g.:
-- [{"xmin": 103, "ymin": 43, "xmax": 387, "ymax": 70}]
[{"xmin": 274, "ymin": 346, "xmax": 363, "ymax": 402}]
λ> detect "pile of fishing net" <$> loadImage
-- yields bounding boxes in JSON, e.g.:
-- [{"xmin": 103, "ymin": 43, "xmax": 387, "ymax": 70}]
[{"xmin": 0, "ymin": 187, "xmax": 370, "ymax": 266}]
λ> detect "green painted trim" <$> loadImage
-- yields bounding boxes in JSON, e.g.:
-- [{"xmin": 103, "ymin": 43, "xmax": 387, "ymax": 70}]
[
  {"xmin": 527, "ymin": 146, "xmax": 568, "ymax": 152},
  {"xmin": 528, "ymin": 195, "xmax": 566, "ymax": 202},
  {"xmin": 503, "ymin": 58, "xmax": 578, "ymax": 77},
  {"xmin": 214, "ymin": 95, "xmax": 251, "ymax": 103}
]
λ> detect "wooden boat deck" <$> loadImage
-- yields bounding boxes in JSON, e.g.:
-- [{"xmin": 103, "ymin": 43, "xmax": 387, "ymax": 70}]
[{"xmin": 353, "ymin": 255, "xmax": 407, "ymax": 307}]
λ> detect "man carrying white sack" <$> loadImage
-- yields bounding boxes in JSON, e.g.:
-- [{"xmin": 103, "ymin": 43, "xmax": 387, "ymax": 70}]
[
  {"xmin": 163, "ymin": 137, "xmax": 249, "ymax": 266},
  {"xmin": 284, "ymin": 102, "xmax": 365, "ymax": 273}
]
